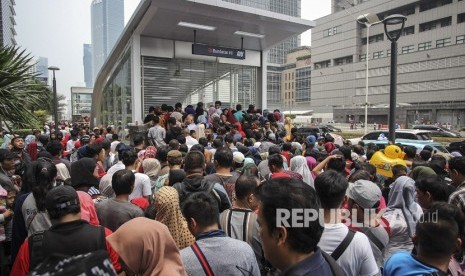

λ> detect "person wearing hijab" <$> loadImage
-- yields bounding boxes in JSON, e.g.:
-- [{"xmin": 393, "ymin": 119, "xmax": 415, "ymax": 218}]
[
  {"xmin": 155, "ymin": 187, "xmax": 195, "ymax": 249},
  {"xmin": 290, "ymin": 156, "xmax": 314, "ymax": 188},
  {"xmin": 142, "ymin": 158, "xmax": 162, "ymax": 194},
  {"xmin": 383, "ymin": 175, "xmax": 423, "ymax": 260},
  {"xmin": 144, "ymin": 146, "xmax": 157, "ymax": 159},
  {"xmin": 70, "ymin": 157, "xmax": 100, "ymax": 197},
  {"xmin": 106, "ymin": 217, "xmax": 187, "ymax": 276},
  {"xmin": 77, "ymin": 191, "xmax": 99, "ymax": 226}
]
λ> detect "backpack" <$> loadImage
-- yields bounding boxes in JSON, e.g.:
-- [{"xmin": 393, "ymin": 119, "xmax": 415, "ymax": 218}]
[
  {"xmin": 29, "ymin": 250, "xmax": 117, "ymax": 276},
  {"xmin": 173, "ymin": 179, "xmax": 222, "ymax": 208},
  {"xmin": 29, "ymin": 226, "xmax": 106, "ymax": 269}
]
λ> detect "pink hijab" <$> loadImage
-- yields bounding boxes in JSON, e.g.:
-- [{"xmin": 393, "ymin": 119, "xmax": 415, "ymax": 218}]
[{"xmin": 77, "ymin": 191, "xmax": 99, "ymax": 226}]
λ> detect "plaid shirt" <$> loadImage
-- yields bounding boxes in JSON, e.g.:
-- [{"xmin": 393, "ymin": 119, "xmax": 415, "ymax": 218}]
[{"xmin": 448, "ymin": 181, "xmax": 465, "ymax": 214}]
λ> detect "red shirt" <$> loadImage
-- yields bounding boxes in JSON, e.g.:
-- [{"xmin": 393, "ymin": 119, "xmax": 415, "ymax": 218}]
[{"xmin": 11, "ymin": 226, "xmax": 121, "ymax": 275}]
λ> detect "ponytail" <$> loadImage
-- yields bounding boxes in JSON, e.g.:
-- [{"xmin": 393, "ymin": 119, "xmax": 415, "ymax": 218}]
[{"xmin": 32, "ymin": 159, "xmax": 58, "ymax": 211}]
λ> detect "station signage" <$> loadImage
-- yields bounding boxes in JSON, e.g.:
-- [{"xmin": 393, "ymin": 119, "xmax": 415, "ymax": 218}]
[{"xmin": 192, "ymin": 44, "xmax": 246, "ymax": 60}]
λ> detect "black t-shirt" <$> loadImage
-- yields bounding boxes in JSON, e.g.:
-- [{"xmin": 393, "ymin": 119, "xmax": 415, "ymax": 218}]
[{"xmin": 143, "ymin": 114, "xmax": 155, "ymax": 124}]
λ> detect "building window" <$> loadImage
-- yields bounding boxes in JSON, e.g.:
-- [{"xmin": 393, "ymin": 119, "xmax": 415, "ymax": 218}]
[
  {"xmin": 334, "ymin": 55, "xmax": 353, "ymax": 65},
  {"xmin": 436, "ymin": 38, "xmax": 451, "ymax": 48},
  {"xmin": 418, "ymin": 42, "xmax": 432, "ymax": 51},
  {"xmin": 323, "ymin": 26, "xmax": 341, "ymax": 37},
  {"xmin": 401, "ymin": 45, "xmax": 415, "ymax": 54},
  {"xmin": 403, "ymin": 26, "xmax": 415, "ymax": 36},
  {"xmin": 458, "ymin": 13, "xmax": 465, "ymax": 24},
  {"xmin": 420, "ymin": 0, "xmax": 452, "ymax": 12},
  {"xmin": 420, "ymin": 16, "xmax": 452, "ymax": 32},
  {"xmin": 373, "ymin": 51, "xmax": 384, "ymax": 59},
  {"xmin": 387, "ymin": 49, "xmax": 391, "ymax": 57},
  {"xmin": 457, "ymin": 35, "xmax": 465, "ymax": 44},
  {"xmin": 314, "ymin": 60, "xmax": 331, "ymax": 69},
  {"xmin": 360, "ymin": 54, "xmax": 366, "ymax": 62}
]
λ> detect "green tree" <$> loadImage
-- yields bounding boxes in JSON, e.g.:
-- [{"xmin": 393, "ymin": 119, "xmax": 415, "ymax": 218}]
[{"xmin": 0, "ymin": 46, "xmax": 51, "ymax": 130}]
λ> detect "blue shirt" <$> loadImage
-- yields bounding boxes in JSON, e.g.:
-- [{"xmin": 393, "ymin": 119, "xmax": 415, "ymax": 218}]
[
  {"xmin": 281, "ymin": 247, "xmax": 334, "ymax": 276},
  {"xmin": 383, "ymin": 252, "xmax": 441, "ymax": 276}
]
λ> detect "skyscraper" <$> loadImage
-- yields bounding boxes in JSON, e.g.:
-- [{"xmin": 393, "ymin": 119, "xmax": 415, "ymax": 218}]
[
  {"xmin": 83, "ymin": 44, "xmax": 93, "ymax": 87},
  {"xmin": 221, "ymin": 0, "xmax": 302, "ymax": 109},
  {"xmin": 1, "ymin": 0, "xmax": 16, "ymax": 47},
  {"xmin": 35, "ymin": 57, "xmax": 48, "ymax": 84},
  {"xmin": 91, "ymin": 0, "xmax": 124, "ymax": 84}
]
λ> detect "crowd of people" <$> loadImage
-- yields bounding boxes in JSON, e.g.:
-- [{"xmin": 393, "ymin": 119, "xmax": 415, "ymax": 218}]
[{"xmin": 0, "ymin": 100, "xmax": 464, "ymax": 275}]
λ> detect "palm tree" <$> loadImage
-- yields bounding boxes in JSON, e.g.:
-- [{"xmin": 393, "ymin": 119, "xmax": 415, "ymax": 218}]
[{"xmin": 0, "ymin": 46, "xmax": 51, "ymax": 130}]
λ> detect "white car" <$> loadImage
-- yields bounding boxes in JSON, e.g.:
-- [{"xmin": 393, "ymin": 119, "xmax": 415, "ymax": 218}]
[{"xmin": 348, "ymin": 129, "xmax": 433, "ymax": 145}]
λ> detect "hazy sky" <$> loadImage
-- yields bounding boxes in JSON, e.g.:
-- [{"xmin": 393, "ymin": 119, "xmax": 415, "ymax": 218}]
[{"xmin": 15, "ymin": 0, "xmax": 331, "ymax": 108}]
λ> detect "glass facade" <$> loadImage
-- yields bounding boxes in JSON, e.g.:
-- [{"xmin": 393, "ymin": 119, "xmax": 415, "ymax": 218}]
[
  {"xmin": 1, "ymin": 0, "xmax": 16, "ymax": 47},
  {"xmin": 91, "ymin": 0, "xmax": 124, "ymax": 84},
  {"xmin": 221, "ymin": 0, "xmax": 302, "ymax": 108},
  {"xmin": 72, "ymin": 93, "xmax": 93, "ymax": 115},
  {"xmin": 296, "ymin": 67, "xmax": 311, "ymax": 102},
  {"xmin": 100, "ymin": 51, "xmax": 132, "ymax": 128}
]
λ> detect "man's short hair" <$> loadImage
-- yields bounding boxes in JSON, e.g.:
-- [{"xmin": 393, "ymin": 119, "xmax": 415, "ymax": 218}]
[
  {"xmin": 403, "ymin": 146, "xmax": 417, "ymax": 159},
  {"xmin": 155, "ymin": 146, "xmax": 169, "ymax": 163},
  {"xmin": 46, "ymin": 140, "xmax": 63, "ymax": 157},
  {"xmin": 212, "ymin": 139, "xmax": 223, "ymax": 149},
  {"xmin": 198, "ymin": 137, "xmax": 208, "ymax": 147},
  {"xmin": 235, "ymin": 175, "xmax": 258, "ymax": 201},
  {"xmin": 169, "ymin": 139, "xmax": 180, "ymax": 150},
  {"xmin": 148, "ymin": 106, "xmax": 155, "ymax": 113},
  {"xmin": 133, "ymin": 135, "xmax": 144, "ymax": 146},
  {"xmin": 215, "ymin": 100, "xmax": 221, "ymax": 106},
  {"xmin": 184, "ymin": 150, "xmax": 205, "ymax": 173},
  {"xmin": 268, "ymin": 146, "xmax": 281, "ymax": 156},
  {"xmin": 314, "ymin": 171, "xmax": 348, "ymax": 209},
  {"xmin": 268, "ymin": 154, "xmax": 284, "ymax": 169},
  {"xmin": 392, "ymin": 164, "xmax": 407, "ymax": 177},
  {"xmin": 224, "ymin": 134, "xmax": 234, "ymax": 145},
  {"xmin": 214, "ymin": 147, "xmax": 233, "ymax": 168},
  {"xmin": 112, "ymin": 133, "xmax": 119, "ymax": 141},
  {"xmin": 152, "ymin": 115, "xmax": 160, "ymax": 125},
  {"xmin": 416, "ymin": 202, "xmax": 461, "ymax": 258},
  {"xmin": 415, "ymin": 175, "xmax": 449, "ymax": 202},
  {"xmin": 191, "ymin": 144, "xmax": 205, "ymax": 153},
  {"xmin": 282, "ymin": 142, "xmax": 292, "ymax": 152},
  {"xmin": 419, "ymin": 150, "xmax": 432, "ymax": 161},
  {"xmin": 112, "ymin": 169, "xmax": 135, "ymax": 196},
  {"xmin": 175, "ymin": 102, "xmax": 182, "ymax": 109},
  {"xmin": 121, "ymin": 150, "xmax": 138, "ymax": 167},
  {"xmin": 182, "ymin": 192, "xmax": 219, "ymax": 228},
  {"xmin": 327, "ymin": 155, "xmax": 346, "ymax": 174},
  {"xmin": 236, "ymin": 104, "xmax": 242, "ymax": 111},
  {"xmin": 449, "ymin": 157, "xmax": 465, "ymax": 175},
  {"xmin": 85, "ymin": 144, "xmax": 103, "ymax": 159},
  {"xmin": 258, "ymin": 177, "xmax": 323, "ymax": 254}
]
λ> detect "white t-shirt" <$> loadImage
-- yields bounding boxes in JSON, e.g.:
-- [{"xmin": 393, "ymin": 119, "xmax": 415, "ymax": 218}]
[
  {"xmin": 66, "ymin": 139, "xmax": 77, "ymax": 152},
  {"xmin": 318, "ymin": 223, "xmax": 379, "ymax": 276},
  {"xmin": 129, "ymin": 172, "xmax": 152, "ymax": 200}
]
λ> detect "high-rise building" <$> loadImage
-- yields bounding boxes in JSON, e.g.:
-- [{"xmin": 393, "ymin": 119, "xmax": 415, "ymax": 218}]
[
  {"xmin": 1, "ymin": 0, "xmax": 16, "ymax": 47},
  {"xmin": 35, "ymin": 57, "xmax": 48, "ymax": 84},
  {"xmin": 91, "ymin": 0, "xmax": 124, "ymax": 84},
  {"xmin": 221, "ymin": 0, "xmax": 302, "ymax": 109},
  {"xmin": 26, "ymin": 57, "xmax": 48, "ymax": 84},
  {"xmin": 281, "ymin": 46, "xmax": 311, "ymax": 111},
  {"xmin": 83, "ymin": 44, "xmax": 93, "ymax": 87},
  {"xmin": 311, "ymin": 0, "xmax": 465, "ymax": 127}
]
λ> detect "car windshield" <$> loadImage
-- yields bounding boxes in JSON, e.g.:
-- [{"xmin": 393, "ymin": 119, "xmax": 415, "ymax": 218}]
[{"xmin": 416, "ymin": 133, "xmax": 432, "ymax": 140}]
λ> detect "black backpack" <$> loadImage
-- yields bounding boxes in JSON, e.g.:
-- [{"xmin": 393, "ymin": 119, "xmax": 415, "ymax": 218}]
[{"xmin": 29, "ymin": 250, "xmax": 117, "ymax": 276}]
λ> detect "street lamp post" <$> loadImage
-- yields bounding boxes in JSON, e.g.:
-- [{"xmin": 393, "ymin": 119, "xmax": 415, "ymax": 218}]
[
  {"xmin": 356, "ymin": 13, "xmax": 382, "ymax": 135},
  {"xmin": 48, "ymin": 66, "xmax": 60, "ymax": 133},
  {"xmin": 383, "ymin": 14, "xmax": 407, "ymax": 143}
]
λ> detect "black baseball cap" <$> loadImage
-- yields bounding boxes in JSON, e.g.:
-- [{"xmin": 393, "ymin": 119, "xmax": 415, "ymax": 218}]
[{"xmin": 45, "ymin": 185, "xmax": 80, "ymax": 213}]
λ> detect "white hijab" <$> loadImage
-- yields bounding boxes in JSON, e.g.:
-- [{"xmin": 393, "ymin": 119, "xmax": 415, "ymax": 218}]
[{"xmin": 290, "ymin": 156, "xmax": 314, "ymax": 188}]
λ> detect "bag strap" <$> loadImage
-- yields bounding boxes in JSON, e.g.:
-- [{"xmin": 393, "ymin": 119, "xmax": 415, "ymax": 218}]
[
  {"xmin": 358, "ymin": 228, "xmax": 386, "ymax": 252},
  {"xmin": 331, "ymin": 229, "xmax": 356, "ymax": 261},
  {"xmin": 191, "ymin": 242, "xmax": 215, "ymax": 276},
  {"xmin": 29, "ymin": 231, "xmax": 45, "ymax": 270},
  {"xmin": 97, "ymin": 226, "xmax": 106, "ymax": 250},
  {"xmin": 321, "ymin": 250, "xmax": 344, "ymax": 276}
]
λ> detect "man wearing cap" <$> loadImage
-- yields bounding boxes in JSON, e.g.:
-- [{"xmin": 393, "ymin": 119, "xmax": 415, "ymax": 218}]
[
  {"xmin": 345, "ymin": 180, "xmax": 390, "ymax": 267},
  {"xmin": 11, "ymin": 185, "xmax": 121, "ymax": 274}
]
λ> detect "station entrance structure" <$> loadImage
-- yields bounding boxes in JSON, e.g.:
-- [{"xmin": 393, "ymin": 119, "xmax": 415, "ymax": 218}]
[{"xmin": 91, "ymin": 0, "xmax": 314, "ymax": 127}]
